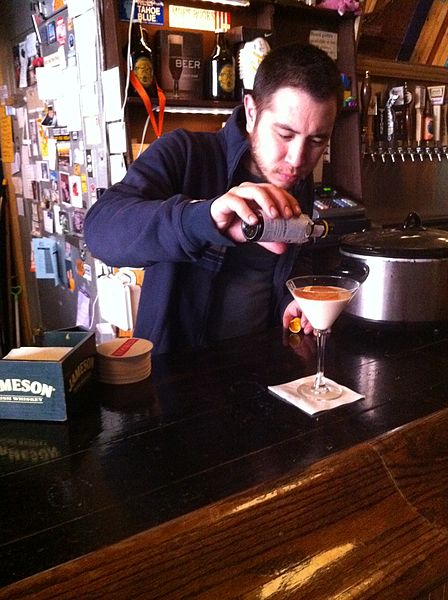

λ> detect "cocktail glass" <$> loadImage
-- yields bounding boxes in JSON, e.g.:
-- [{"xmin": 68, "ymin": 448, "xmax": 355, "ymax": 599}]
[{"xmin": 286, "ymin": 275, "xmax": 361, "ymax": 401}]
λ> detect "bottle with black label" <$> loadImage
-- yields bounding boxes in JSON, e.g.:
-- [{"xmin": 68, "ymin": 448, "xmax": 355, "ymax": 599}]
[
  {"xmin": 241, "ymin": 212, "xmax": 328, "ymax": 244},
  {"xmin": 130, "ymin": 25, "xmax": 156, "ymax": 97},
  {"xmin": 206, "ymin": 29, "xmax": 235, "ymax": 100}
]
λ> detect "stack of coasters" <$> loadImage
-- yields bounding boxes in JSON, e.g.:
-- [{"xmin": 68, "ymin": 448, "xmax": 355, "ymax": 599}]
[{"xmin": 96, "ymin": 338, "xmax": 153, "ymax": 385}]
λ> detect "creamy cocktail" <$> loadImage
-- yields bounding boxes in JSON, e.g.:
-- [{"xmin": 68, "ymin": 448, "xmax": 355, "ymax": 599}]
[
  {"xmin": 286, "ymin": 276, "xmax": 361, "ymax": 401},
  {"xmin": 292, "ymin": 285, "xmax": 352, "ymax": 331}
]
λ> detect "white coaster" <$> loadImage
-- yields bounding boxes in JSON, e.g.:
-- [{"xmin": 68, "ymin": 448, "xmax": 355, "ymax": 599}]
[{"xmin": 268, "ymin": 375, "xmax": 364, "ymax": 416}]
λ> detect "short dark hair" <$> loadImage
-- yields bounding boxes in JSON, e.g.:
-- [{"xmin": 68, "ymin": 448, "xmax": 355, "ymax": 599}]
[{"xmin": 251, "ymin": 43, "xmax": 342, "ymax": 113}]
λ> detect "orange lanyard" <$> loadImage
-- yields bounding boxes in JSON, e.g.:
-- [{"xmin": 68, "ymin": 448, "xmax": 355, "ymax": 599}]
[{"xmin": 130, "ymin": 71, "xmax": 166, "ymax": 138}]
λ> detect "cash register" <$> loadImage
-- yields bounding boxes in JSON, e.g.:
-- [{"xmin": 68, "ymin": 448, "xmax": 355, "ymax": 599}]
[{"xmin": 313, "ymin": 185, "xmax": 370, "ymax": 236}]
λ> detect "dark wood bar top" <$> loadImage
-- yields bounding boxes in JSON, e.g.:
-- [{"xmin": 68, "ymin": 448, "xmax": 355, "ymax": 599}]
[{"xmin": 2, "ymin": 318, "xmax": 448, "ymax": 598}]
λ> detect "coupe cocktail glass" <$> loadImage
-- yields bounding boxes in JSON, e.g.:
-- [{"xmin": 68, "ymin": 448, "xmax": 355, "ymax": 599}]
[{"xmin": 286, "ymin": 275, "xmax": 360, "ymax": 401}]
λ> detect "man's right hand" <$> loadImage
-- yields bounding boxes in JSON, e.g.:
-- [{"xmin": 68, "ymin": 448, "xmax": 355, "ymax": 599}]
[{"xmin": 210, "ymin": 182, "xmax": 302, "ymax": 255}]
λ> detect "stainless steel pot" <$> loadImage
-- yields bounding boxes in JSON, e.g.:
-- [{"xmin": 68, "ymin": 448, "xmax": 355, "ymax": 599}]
[{"xmin": 338, "ymin": 212, "xmax": 448, "ymax": 324}]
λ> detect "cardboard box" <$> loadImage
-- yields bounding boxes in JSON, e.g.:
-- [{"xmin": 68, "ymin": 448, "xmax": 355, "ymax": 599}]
[
  {"xmin": 155, "ymin": 30, "xmax": 203, "ymax": 100},
  {"xmin": 0, "ymin": 329, "xmax": 96, "ymax": 422}
]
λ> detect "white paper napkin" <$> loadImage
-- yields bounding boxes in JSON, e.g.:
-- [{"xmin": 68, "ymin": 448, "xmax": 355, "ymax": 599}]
[{"xmin": 268, "ymin": 375, "xmax": 364, "ymax": 416}]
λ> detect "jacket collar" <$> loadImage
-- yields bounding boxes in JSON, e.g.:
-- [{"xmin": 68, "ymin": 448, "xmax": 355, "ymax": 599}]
[{"xmin": 218, "ymin": 105, "xmax": 250, "ymax": 186}]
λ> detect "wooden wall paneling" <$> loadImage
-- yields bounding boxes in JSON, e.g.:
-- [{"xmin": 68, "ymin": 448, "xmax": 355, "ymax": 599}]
[
  {"xmin": 426, "ymin": 8, "xmax": 448, "ymax": 66},
  {"xmin": 100, "ymin": 0, "xmax": 122, "ymax": 70},
  {"xmin": 396, "ymin": 0, "xmax": 434, "ymax": 61},
  {"xmin": 2, "ymin": 169, "xmax": 33, "ymax": 346},
  {"xmin": 410, "ymin": 0, "xmax": 448, "ymax": 64},
  {"xmin": 357, "ymin": 0, "xmax": 424, "ymax": 59}
]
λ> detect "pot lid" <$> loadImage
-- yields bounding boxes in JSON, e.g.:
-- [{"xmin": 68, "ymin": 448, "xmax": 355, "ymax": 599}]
[{"xmin": 340, "ymin": 213, "xmax": 448, "ymax": 259}]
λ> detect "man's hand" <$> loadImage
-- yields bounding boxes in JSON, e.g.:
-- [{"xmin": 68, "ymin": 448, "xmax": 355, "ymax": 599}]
[
  {"xmin": 283, "ymin": 300, "xmax": 314, "ymax": 335},
  {"xmin": 210, "ymin": 182, "xmax": 302, "ymax": 254}
]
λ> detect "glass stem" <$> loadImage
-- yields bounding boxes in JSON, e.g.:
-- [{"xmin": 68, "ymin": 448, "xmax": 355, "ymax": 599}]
[{"xmin": 313, "ymin": 329, "xmax": 328, "ymax": 392}]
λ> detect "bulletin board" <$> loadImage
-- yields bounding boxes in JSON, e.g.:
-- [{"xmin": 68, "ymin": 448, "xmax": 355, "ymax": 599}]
[{"xmin": 4, "ymin": 1, "xmax": 109, "ymax": 337}]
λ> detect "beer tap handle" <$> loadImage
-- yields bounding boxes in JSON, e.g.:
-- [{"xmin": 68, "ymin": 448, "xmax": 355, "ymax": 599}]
[{"xmin": 388, "ymin": 147, "xmax": 396, "ymax": 163}]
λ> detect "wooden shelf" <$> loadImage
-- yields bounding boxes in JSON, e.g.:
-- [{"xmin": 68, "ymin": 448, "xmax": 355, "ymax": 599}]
[
  {"xmin": 357, "ymin": 55, "xmax": 448, "ymax": 83},
  {"xmin": 127, "ymin": 96, "xmax": 238, "ymax": 115}
]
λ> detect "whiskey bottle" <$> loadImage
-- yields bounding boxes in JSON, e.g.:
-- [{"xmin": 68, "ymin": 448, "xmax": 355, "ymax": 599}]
[{"xmin": 241, "ymin": 212, "xmax": 328, "ymax": 244}]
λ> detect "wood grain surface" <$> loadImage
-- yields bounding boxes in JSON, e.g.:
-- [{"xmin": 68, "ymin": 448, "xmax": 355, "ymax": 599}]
[
  {"xmin": 2, "ymin": 409, "xmax": 448, "ymax": 599},
  {"xmin": 2, "ymin": 321, "xmax": 448, "ymax": 598}
]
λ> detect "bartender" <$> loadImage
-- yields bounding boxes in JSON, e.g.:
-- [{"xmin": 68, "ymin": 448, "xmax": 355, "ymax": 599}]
[{"xmin": 84, "ymin": 42, "xmax": 342, "ymax": 355}]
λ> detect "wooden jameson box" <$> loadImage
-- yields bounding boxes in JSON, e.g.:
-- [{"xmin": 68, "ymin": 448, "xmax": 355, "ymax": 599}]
[
  {"xmin": 154, "ymin": 30, "xmax": 203, "ymax": 100},
  {"xmin": 0, "ymin": 329, "xmax": 96, "ymax": 422}
]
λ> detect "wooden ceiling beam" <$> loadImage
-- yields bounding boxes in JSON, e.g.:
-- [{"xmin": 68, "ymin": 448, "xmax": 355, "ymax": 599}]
[{"xmin": 358, "ymin": 0, "xmax": 433, "ymax": 60}]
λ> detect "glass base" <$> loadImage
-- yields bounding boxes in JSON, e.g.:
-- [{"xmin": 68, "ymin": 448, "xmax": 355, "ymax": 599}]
[{"xmin": 297, "ymin": 380, "xmax": 342, "ymax": 401}]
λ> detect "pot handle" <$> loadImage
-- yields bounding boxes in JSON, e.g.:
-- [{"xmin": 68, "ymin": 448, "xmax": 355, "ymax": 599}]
[
  {"xmin": 329, "ymin": 259, "xmax": 369, "ymax": 283},
  {"xmin": 402, "ymin": 212, "xmax": 423, "ymax": 230}
]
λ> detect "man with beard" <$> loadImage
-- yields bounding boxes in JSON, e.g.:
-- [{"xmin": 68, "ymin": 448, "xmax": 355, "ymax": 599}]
[{"xmin": 84, "ymin": 43, "xmax": 341, "ymax": 355}]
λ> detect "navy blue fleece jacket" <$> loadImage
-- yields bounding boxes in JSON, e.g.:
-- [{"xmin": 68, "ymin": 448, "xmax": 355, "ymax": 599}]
[{"xmin": 84, "ymin": 106, "xmax": 314, "ymax": 354}]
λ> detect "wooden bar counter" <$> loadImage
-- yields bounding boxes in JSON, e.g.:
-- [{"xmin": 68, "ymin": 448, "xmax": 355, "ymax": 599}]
[{"xmin": 2, "ymin": 318, "xmax": 448, "ymax": 598}]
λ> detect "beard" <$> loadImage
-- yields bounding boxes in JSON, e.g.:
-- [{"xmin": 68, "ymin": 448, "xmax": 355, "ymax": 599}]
[{"xmin": 247, "ymin": 128, "xmax": 300, "ymax": 191}]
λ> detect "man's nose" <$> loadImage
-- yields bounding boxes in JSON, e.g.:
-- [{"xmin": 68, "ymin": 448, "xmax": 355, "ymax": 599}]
[{"xmin": 285, "ymin": 139, "xmax": 306, "ymax": 167}]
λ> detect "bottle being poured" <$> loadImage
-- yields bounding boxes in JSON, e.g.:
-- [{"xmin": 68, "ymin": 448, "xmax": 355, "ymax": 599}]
[{"xmin": 241, "ymin": 211, "xmax": 329, "ymax": 244}]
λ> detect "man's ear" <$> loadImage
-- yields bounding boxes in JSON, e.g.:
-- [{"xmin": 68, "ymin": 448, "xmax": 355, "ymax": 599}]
[{"xmin": 243, "ymin": 94, "xmax": 257, "ymax": 134}]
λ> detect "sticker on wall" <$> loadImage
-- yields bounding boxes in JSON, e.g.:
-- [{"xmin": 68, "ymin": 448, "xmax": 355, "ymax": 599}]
[
  {"xmin": 53, "ymin": 0, "xmax": 67, "ymax": 13},
  {"xmin": 72, "ymin": 209, "xmax": 85, "ymax": 235},
  {"xmin": 80, "ymin": 173, "xmax": 87, "ymax": 193},
  {"xmin": 53, "ymin": 204, "xmax": 63, "ymax": 234},
  {"xmin": 37, "ymin": 160, "xmax": 50, "ymax": 181},
  {"xmin": 29, "ymin": 119, "xmax": 40, "ymax": 157},
  {"xmin": 47, "ymin": 21, "xmax": 57, "ymax": 45},
  {"xmin": 76, "ymin": 287, "xmax": 91, "ymax": 330},
  {"xmin": 56, "ymin": 141, "xmax": 71, "ymax": 169},
  {"xmin": 43, "ymin": 209, "xmax": 54, "ymax": 234},
  {"xmin": 50, "ymin": 170, "xmax": 59, "ymax": 202},
  {"xmin": 56, "ymin": 16, "xmax": 67, "ymax": 45},
  {"xmin": 59, "ymin": 209, "xmax": 70, "ymax": 234},
  {"xmin": 31, "ymin": 180, "xmax": 40, "ymax": 201},
  {"xmin": 119, "ymin": 0, "xmax": 164, "ymax": 25},
  {"xmin": 31, "ymin": 201, "xmax": 42, "ymax": 237},
  {"xmin": 86, "ymin": 149, "xmax": 94, "ymax": 176},
  {"xmin": 169, "ymin": 6, "xmax": 230, "ymax": 32},
  {"xmin": 69, "ymin": 174, "xmax": 83, "ymax": 207},
  {"xmin": 83, "ymin": 263, "xmax": 92, "ymax": 281},
  {"xmin": 59, "ymin": 171, "xmax": 70, "ymax": 204},
  {"xmin": 32, "ymin": 237, "xmax": 59, "ymax": 284}
]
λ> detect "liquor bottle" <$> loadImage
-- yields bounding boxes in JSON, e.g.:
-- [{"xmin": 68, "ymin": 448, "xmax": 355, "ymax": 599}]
[
  {"xmin": 206, "ymin": 29, "xmax": 235, "ymax": 100},
  {"xmin": 241, "ymin": 212, "xmax": 329, "ymax": 244},
  {"xmin": 130, "ymin": 25, "xmax": 156, "ymax": 97}
]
